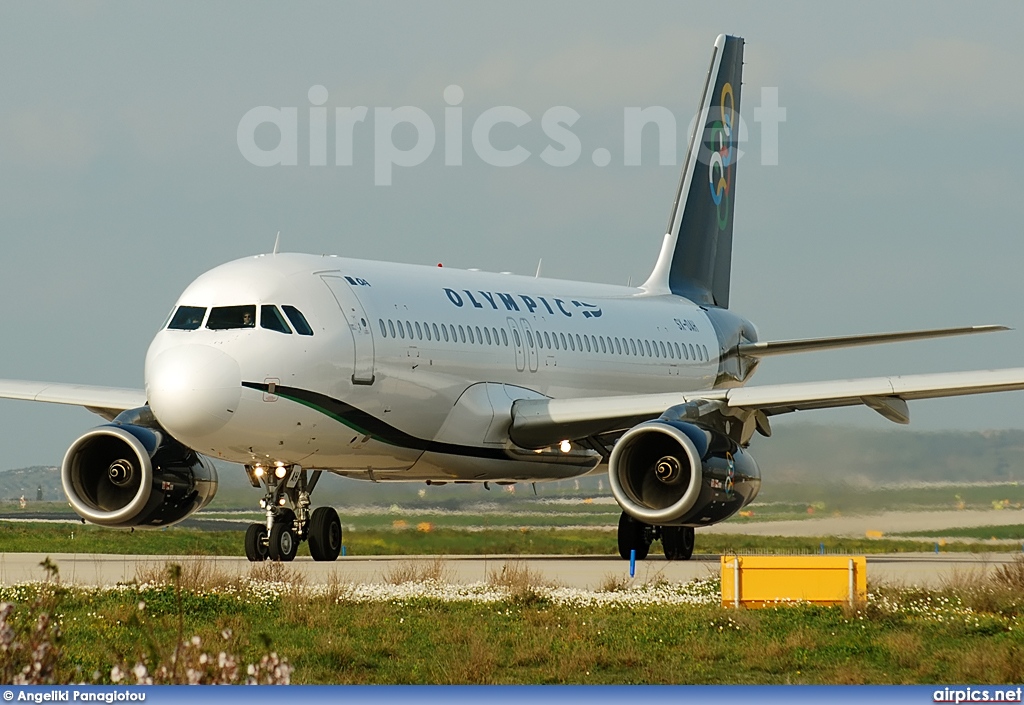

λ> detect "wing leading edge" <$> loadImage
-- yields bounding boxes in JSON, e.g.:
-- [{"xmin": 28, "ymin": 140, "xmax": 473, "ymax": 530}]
[
  {"xmin": 509, "ymin": 367, "xmax": 1024, "ymax": 449},
  {"xmin": 0, "ymin": 379, "xmax": 146, "ymax": 421}
]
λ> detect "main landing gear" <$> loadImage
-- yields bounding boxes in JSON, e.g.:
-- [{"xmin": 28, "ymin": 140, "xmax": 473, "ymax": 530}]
[
  {"xmin": 243, "ymin": 464, "xmax": 343, "ymax": 562},
  {"xmin": 617, "ymin": 511, "xmax": 695, "ymax": 561}
]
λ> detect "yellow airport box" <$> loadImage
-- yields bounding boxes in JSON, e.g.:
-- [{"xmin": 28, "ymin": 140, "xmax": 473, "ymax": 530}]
[{"xmin": 721, "ymin": 555, "xmax": 867, "ymax": 608}]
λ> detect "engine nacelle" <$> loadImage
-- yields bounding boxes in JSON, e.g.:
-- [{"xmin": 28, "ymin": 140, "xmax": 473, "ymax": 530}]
[
  {"xmin": 61, "ymin": 422, "xmax": 217, "ymax": 528},
  {"xmin": 608, "ymin": 420, "xmax": 760, "ymax": 526}
]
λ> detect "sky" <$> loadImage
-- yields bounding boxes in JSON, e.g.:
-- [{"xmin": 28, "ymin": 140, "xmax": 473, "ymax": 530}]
[{"xmin": 1, "ymin": 1, "xmax": 1023, "ymax": 470}]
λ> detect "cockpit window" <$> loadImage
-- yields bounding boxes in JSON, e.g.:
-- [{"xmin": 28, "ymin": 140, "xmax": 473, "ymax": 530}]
[
  {"xmin": 207, "ymin": 305, "xmax": 257, "ymax": 330},
  {"xmin": 167, "ymin": 306, "xmax": 206, "ymax": 330},
  {"xmin": 261, "ymin": 305, "xmax": 292, "ymax": 334},
  {"xmin": 282, "ymin": 305, "xmax": 314, "ymax": 336}
]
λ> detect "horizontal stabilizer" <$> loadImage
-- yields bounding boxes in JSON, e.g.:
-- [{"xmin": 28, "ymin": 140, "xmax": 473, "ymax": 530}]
[{"xmin": 735, "ymin": 325, "xmax": 1008, "ymax": 358}]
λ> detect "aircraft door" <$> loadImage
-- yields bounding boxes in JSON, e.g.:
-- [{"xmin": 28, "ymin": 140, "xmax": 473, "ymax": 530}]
[
  {"xmin": 519, "ymin": 318, "xmax": 539, "ymax": 372},
  {"xmin": 506, "ymin": 317, "xmax": 526, "ymax": 372},
  {"xmin": 321, "ymin": 275, "xmax": 376, "ymax": 385}
]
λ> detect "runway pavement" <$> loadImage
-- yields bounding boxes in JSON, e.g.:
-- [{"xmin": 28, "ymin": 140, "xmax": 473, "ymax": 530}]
[{"xmin": 1, "ymin": 551, "xmax": 1020, "ymax": 589}]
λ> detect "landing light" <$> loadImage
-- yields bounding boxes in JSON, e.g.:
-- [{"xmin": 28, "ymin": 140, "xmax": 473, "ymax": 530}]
[
  {"xmin": 278, "ymin": 498, "xmax": 287, "ymax": 506},
  {"xmin": 559, "ymin": 440, "xmax": 571, "ymax": 453},
  {"xmin": 254, "ymin": 466, "xmax": 265, "ymax": 478},
  {"xmin": 274, "ymin": 466, "xmax": 288, "ymax": 479}
]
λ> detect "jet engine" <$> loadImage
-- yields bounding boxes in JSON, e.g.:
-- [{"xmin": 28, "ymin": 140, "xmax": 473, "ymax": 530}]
[
  {"xmin": 61, "ymin": 419, "xmax": 217, "ymax": 528},
  {"xmin": 608, "ymin": 420, "xmax": 760, "ymax": 526}
]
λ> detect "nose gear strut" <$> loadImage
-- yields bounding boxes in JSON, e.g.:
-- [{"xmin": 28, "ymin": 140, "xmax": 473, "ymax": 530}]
[{"xmin": 243, "ymin": 464, "xmax": 342, "ymax": 562}]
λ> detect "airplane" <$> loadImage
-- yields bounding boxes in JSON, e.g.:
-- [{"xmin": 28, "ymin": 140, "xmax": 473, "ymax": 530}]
[{"xmin": 4, "ymin": 33, "xmax": 1024, "ymax": 563}]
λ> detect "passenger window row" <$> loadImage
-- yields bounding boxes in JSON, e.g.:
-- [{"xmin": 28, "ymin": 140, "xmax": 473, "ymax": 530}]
[
  {"xmin": 167, "ymin": 304, "xmax": 313, "ymax": 335},
  {"xmin": 377, "ymin": 318, "xmax": 710, "ymax": 362}
]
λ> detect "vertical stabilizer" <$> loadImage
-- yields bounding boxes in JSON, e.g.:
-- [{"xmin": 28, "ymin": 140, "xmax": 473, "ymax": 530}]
[{"xmin": 642, "ymin": 34, "xmax": 743, "ymax": 308}]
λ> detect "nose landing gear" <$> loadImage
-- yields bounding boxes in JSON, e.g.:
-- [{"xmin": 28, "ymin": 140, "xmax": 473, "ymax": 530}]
[{"xmin": 243, "ymin": 464, "xmax": 342, "ymax": 562}]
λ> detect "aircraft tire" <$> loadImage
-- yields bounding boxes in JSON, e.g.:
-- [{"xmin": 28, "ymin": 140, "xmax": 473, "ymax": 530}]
[
  {"xmin": 662, "ymin": 525, "xmax": 695, "ymax": 561},
  {"xmin": 617, "ymin": 511, "xmax": 651, "ymax": 560},
  {"xmin": 308, "ymin": 506, "xmax": 343, "ymax": 561},
  {"xmin": 268, "ymin": 509, "xmax": 299, "ymax": 562},
  {"xmin": 244, "ymin": 523, "xmax": 268, "ymax": 562}
]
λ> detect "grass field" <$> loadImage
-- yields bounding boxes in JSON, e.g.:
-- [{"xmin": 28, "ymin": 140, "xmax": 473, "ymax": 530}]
[
  {"xmin": 0, "ymin": 520, "xmax": 1013, "ymax": 557},
  {"xmin": 4, "ymin": 557, "xmax": 1024, "ymax": 684},
  {"xmin": 894, "ymin": 525, "xmax": 1024, "ymax": 541}
]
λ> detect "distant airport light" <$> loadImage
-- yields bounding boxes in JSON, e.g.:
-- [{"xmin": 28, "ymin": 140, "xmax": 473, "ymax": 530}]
[{"xmin": 559, "ymin": 440, "xmax": 571, "ymax": 453}]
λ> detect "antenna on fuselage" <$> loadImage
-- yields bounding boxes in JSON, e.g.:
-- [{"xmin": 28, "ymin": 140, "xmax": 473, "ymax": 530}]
[
  {"xmin": 535, "ymin": 258, "xmax": 543, "ymax": 278},
  {"xmin": 272, "ymin": 231, "xmax": 281, "ymax": 255}
]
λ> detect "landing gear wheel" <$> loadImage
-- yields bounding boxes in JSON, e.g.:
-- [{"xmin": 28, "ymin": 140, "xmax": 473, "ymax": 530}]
[
  {"xmin": 617, "ymin": 511, "xmax": 651, "ymax": 560},
  {"xmin": 244, "ymin": 523, "xmax": 268, "ymax": 562},
  {"xmin": 268, "ymin": 509, "xmax": 299, "ymax": 562},
  {"xmin": 662, "ymin": 525, "xmax": 695, "ymax": 561},
  {"xmin": 308, "ymin": 506, "xmax": 343, "ymax": 562}
]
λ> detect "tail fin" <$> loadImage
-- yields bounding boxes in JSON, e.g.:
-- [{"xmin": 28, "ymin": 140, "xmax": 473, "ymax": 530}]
[{"xmin": 642, "ymin": 34, "xmax": 743, "ymax": 308}]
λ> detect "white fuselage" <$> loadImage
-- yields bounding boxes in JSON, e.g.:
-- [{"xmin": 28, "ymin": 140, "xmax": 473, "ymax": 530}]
[{"xmin": 144, "ymin": 253, "xmax": 738, "ymax": 483}]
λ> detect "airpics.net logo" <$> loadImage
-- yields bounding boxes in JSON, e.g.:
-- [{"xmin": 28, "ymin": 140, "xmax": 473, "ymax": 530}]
[{"xmin": 236, "ymin": 85, "xmax": 786, "ymax": 186}]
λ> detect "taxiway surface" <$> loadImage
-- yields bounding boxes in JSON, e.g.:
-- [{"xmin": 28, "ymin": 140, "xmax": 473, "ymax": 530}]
[{"xmin": 0, "ymin": 552, "xmax": 1018, "ymax": 589}]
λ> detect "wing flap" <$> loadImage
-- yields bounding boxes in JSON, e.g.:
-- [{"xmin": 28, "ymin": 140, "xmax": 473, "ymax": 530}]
[
  {"xmin": 0, "ymin": 379, "xmax": 147, "ymax": 420},
  {"xmin": 509, "ymin": 367, "xmax": 1024, "ymax": 447}
]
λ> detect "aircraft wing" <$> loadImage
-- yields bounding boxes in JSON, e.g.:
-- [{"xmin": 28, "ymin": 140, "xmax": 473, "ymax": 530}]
[
  {"xmin": 0, "ymin": 379, "xmax": 147, "ymax": 421},
  {"xmin": 734, "ymin": 325, "xmax": 1007, "ymax": 358},
  {"xmin": 509, "ymin": 367, "xmax": 1024, "ymax": 448}
]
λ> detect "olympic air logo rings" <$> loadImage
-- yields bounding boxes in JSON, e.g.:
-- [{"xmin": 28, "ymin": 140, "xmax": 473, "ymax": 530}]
[{"xmin": 707, "ymin": 82, "xmax": 734, "ymax": 231}]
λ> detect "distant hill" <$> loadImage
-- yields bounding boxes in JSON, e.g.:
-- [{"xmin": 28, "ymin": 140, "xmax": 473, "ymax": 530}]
[{"xmin": 4, "ymin": 425, "xmax": 1024, "ymax": 509}]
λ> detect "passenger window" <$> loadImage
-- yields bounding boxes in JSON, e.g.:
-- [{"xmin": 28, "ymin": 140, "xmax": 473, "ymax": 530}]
[
  {"xmin": 544, "ymin": 331, "xmax": 551, "ymax": 348},
  {"xmin": 674, "ymin": 342, "xmax": 682, "ymax": 359},
  {"xmin": 492, "ymin": 327, "xmax": 499, "ymax": 345},
  {"xmin": 398, "ymin": 322, "xmax": 406, "ymax": 339},
  {"xmin": 207, "ymin": 305, "xmax": 257, "ymax": 330},
  {"xmin": 168, "ymin": 306, "xmax": 206, "ymax": 330},
  {"xmin": 475, "ymin": 326, "xmax": 483, "ymax": 344},
  {"xmin": 458, "ymin": 325, "xmax": 466, "ymax": 343},
  {"xmin": 560, "ymin": 332, "xmax": 567, "ymax": 350},
  {"xmin": 415, "ymin": 322, "xmax": 423, "ymax": 340},
  {"xmin": 704, "ymin": 345, "xmax": 710, "ymax": 360},
  {"xmin": 485, "ymin": 327, "xmax": 493, "ymax": 345},
  {"xmin": 630, "ymin": 339, "xmax": 637, "ymax": 356},
  {"xmin": 282, "ymin": 306, "xmax": 314, "ymax": 336},
  {"xmin": 689, "ymin": 343, "xmax": 695, "ymax": 360},
  {"xmin": 388, "ymin": 320, "xmax": 396, "ymax": 338},
  {"xmin": 513, "ymin": 329, "xmax": 521, "ymax": 346},
  {"xmin": 442, "ymin": 325, "xmax": 450, "ymax": 342},
  {"xmin": 668, "ymin": 342, "xmax": 675, "ymax": 359},
  {"xmin": 501, "ymin": 329, "xmax": 508, "ymax": 346},
  {"xmin": 424, "ymin": 322, "xmax": 432, "ymax": 341},
  {"xmin": 615, "ymin": 338, "xmax": 622, "ymax": 355},
  {"xmin": 261, "ymin": 305, "xmax": 292, "ymax": 334},
  {"xmin": 584, "ymin": 336, "xmax": 591, "ymax": 353},
  {"xmin": 553, "ymin": 332, "xmax": 560, "ymax": 350},
  {"xmin": 575, "ymin": 334, "xmax": 583, "ymax": 351},
  {"xmin": 379, "ymin": 319, "xmax": 387, "ymax": 337},
  {"xmin": 468, "ymin": 326, "xmax": 475, "ymax": 344},
  {"xmin": 433, "ymin": 323, "xmax": 440, "ymax": 341},
  {"xmin": 569, "ymin": 335, "xmax": 576, "ymax": 351},
  {"xmin": 405, "ymin": 321, "xmax": 414, "ymax": 339},
  {"xmin": 659, "ymin": 341, "xmax": 666, "ymax": 358},
  {"xmin": 600, "ymin": 337, "xmax": 607, "ymax": 354}
]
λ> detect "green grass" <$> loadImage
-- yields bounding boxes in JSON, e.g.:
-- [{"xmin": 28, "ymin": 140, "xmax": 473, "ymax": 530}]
[
  {"xmin": 0, "ymin": 521, "xmax": 1014, "ymax": 557},
  {"xmin": 893, "ymin": 524, "xmax": 1024, "ymax": 541},
  {"xmin": 5, "ymin": 559, "xmax": 1024, "ymax": 684}
]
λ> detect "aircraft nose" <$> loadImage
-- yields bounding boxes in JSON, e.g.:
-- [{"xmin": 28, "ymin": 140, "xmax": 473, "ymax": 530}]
[{"xmin": 147, "ymin": 345, "xmax": 242, "ymax": 439}]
